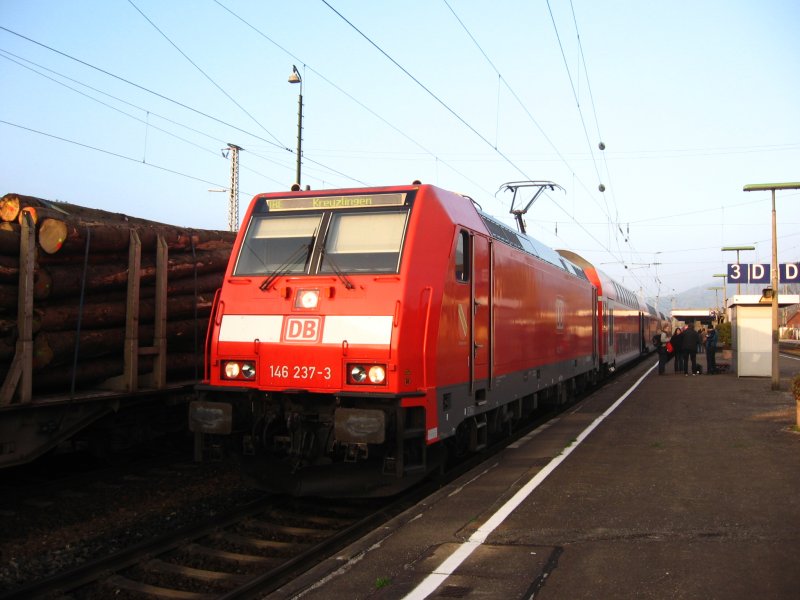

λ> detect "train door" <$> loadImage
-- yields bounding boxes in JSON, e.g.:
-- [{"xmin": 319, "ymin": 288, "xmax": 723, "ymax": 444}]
[
  {"xmin": 607, "ymin": 305, "xmax": 615, "ymax": 365},
  {"xmin": 443, "ymin": 230, "xmax": 472, "ymax": 390},
  {"xmin": 592, "ymin": 287, "xmax": 599, "ymax": 368},
  {"xmin": 639, "ymin": 313, "xmax": 646, "ymax": 353},
  {"xmin": 471, "ymin": 234, "xmax": 490, "ymax": 395}
]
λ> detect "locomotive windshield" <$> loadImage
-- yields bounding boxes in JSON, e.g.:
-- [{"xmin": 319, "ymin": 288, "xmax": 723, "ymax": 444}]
[
  {"xmin": 234, "ymin": 214, "xmax": 320, "ymax": 276},
  {"xmin": 233, "ymin": 193, "xmax": 411, "ymax": 277},
  {"xmin": 320, "ymin": 211, "xmax": 406, "ymax": 273}
]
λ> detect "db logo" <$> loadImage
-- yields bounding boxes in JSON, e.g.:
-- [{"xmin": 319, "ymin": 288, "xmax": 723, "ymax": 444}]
[
  {"xmin": 283, "ymin": 316, "xmax": 322, "ymax": 343},
  {"xmin": 555, "ymin": 297, "xmax": 566, "ymax": 330}
]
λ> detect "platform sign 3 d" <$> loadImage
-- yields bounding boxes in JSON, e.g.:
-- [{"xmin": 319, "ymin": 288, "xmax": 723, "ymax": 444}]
[
  {"xmin": 728, "ymin": 263, "xmax": 769, "ymax": 284},
  {"xmin": 728, "ymin": 263, "xmax": 800, "ymax": 284}
]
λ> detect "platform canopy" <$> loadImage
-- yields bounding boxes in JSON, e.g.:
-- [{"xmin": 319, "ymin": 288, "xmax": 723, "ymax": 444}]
[
  {"xmin": 671, "ymin": 308, "xmax": 717, "ymax": 325},
  {"xmin": 727, "ymin": 294, "xmax": 800, "ymax": 307}
]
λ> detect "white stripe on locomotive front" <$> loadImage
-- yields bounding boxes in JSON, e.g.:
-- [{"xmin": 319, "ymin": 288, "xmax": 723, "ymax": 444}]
[
  {"xmin": 217, "ymin": 314, "xmax": 393, "ymax": 345},
  {"xmin": 322, "ymin": 315, "xmax": 393, "ymax": 345}
]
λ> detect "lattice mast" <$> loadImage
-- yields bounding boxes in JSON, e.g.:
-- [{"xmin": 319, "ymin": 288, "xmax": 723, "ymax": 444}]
[{"xmin": 227, "ymin": 143, "xmax": 242, "ymax": 232}]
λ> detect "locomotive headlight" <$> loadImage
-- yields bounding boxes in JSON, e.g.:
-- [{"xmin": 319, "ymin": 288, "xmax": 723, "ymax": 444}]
[
  {"xmin": 223, "ymin": 361, "xmax": 241, "ymax": 379},
  {"xmin": 295, "ymin": 288, "xmax": 320, "ymax": 309},
  {"xmin": 222, "ymin": 361, "xmax": 256, "ymax": 380},
  {"xmin": 368, "ymin": 365, "xmax": 386, "ymax": 384},
  {"xmin": 350, "ymin": 365, "xmax": 367, "ymax": 383},
  {"xmin": 347, "ymin": 363, "xmax": 387, "ymax": 385}
]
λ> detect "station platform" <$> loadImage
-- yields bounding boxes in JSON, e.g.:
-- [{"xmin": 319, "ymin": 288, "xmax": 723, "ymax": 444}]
[{"xmin": 271, "ymin": 352, "xmax": 800, "ymax": 600}]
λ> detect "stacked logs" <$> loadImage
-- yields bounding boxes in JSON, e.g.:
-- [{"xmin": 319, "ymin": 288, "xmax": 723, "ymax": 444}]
[{"xmin": 0, "ymin": 193, "xmax": 235, "ymax": 393}]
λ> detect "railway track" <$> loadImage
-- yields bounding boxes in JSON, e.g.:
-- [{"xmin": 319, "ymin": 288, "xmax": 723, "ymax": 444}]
[
  {"xmin": 779, "ymin": 340, "xmax": 800, "ymax": 357},
  {"xmin": 2, "ymin": 492, "xmax": 415, "ymax": 599},
  {"xmin": 1, "ymin": 357, "xmax": 650, "ymax": 599},
  {"xmin": 2, "ymin": 411, "xmax": 560, "ymax": 599}
]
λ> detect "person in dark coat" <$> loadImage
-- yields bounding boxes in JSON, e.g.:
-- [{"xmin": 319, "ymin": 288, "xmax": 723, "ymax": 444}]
[
  {"xmin": 657, "ymin": 324, "xmax": 672, "ymax": 375},
  {"xmin": 682, "ymin": 325, "xmax": 700, "ymax": 375},
  {"xmin": 671, "ymin": 327, "xmax": 684, "ymax": 373},
  {"xmin": 706, "ymin": 324, "xmax": 718, "ymax": 374}
]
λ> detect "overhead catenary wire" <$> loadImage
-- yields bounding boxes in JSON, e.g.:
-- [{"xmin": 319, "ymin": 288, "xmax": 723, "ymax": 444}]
[
  {"xmin": 0, "ymin": 47, "xmax": 238, "ymax": 147},
  {"xmin": 320, "ymin": 0, "xmax": 528, "ymax": 183},
  {"xmin": 441, "ymin": 2, "xmax": 620, "ymax": 230},
  {"xmin": 127, "ymin": 0, "xmax": 286, "ymax": 148},
  {"xmin": 3, "ymin": 7, "xmax": 792, "ymax": 302},
  {"xmin": 544, "ymin": 0, "xmax": 654, "ymax": 297},
  {"xmin": 0, "ymin": 26, "xmax": 288, "ymax": 151},
  {"xmin": 1, "ymin": 119, "xmax": 232, "ymax": 190},
  {"xmin": 568, "ymin": 0, "xmax": 619, "ymax": 221},
  {"xmin": 319, "ymin": 0, "xmax": 626, "ymax": 269},
  {"xmin": 0, "ymin": 49, "xmax": 218, "ymax": 156},
  {"xmin": 440, "ymin": 0, "xmax": 656, "ymax": 298},
  {"xmin": 545, "ymin": 1, "xmax": 606, "ymax": 200},
  {"xmin": 1, "ymin": 17, "xmax": 483, "ymax": 198},
  {"xmin": 536, "ymin": 0, "xmax": 647, "ymax": 294},
  {"xmin": 212, "ymin": 0, "xmax": 497, "ymax": 197},
  {"xmin": 0, "ymin": 48, "xmax": 289, "ymax": 188},
  {"xmin": 564, "ymin": 0, "xmax": 624, "ymax": 254},
  {"xmin": 548, "ymin": 0, "xmax": 659, "ymax": 297},
  {"xmin": 0, "ymin": 25, "xmax": 369, "ymax": 189}
]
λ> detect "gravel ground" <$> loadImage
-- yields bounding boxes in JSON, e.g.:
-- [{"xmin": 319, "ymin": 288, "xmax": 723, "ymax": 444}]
[{"xmin": 0, "ymin": 457, "xmax": 262, "ymax": 591}]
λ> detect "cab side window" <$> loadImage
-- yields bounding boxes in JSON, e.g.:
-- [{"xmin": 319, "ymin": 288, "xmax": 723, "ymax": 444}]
[{"xmin": 455, "ymin": 230, "xmax": 470, "ymax": 282}]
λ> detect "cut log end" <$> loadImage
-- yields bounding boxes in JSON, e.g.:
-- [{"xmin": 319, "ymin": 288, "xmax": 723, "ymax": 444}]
[
  {"xmin": 0, "ymin": 195, "xmax": 21, "ymax": 223},
  {"xmin": 38, "ymin": 218, "xmax": 69, "ymax": 254}
]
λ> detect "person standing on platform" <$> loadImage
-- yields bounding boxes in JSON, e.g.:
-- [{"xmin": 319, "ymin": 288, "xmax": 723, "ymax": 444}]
[
  {"xmin": 706, "ymin": 324, "xmax": 718, "ymax": 374},
  {"xmin": 657, "ymin": 324, "xmax": 672, "ymax": 375},
  {"xmin": 682, "ymin": 324, "xmax": 700, "ymax": 375},
  {"xmin": 671, "ymin": 327, "xmax": 684, "ymax": 373}
]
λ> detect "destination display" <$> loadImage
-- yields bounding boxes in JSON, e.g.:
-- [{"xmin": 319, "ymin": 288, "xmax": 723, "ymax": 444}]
[
  {"xmin": 264, "ymin": 193, "xmax": 407, "ymax": 211},
  {"xmin": 727, "ymin": 262, "xmax": 800, "ymax": 284}
]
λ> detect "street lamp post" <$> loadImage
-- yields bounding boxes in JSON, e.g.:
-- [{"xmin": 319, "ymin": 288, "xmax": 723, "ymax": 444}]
[
  {"xmin": 712, "ymin": 273, "xmax": 728, "ymax": 321},
  {"xmin": 288, "ymin": 65, "xmax": 303, "ymax": 189},
  {"xmin": 721, "ymin": 245, "xmax": 755, "ymax": 295},
  {"xmin": 743, "ymin": 182, "xmax": 800, "ymax": 392}
]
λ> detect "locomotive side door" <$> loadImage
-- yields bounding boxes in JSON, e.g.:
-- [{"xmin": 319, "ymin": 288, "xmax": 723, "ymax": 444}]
[{"xmin": 471, "ymin": 234, "xmax": 491, "ymax": 394}]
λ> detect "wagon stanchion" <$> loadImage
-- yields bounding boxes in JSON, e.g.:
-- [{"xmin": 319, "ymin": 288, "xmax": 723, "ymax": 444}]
[
  {"xmin": 0, "ymin": 210, "xmax": 34, "ymax": 405},
  {"xmin": 70, "ymin": 227, "xmax": 91, "ymax": 398},
  {"xmin": 124, "ymin": 230, "xmax": 142, "ymax": 391},
  {"xmin": 140, "ymin": 235, "xmax": 168, "ymax": 389},
  {"xmin": 102, "ymin": 232, "xmax": 170, "ymax": 392}
]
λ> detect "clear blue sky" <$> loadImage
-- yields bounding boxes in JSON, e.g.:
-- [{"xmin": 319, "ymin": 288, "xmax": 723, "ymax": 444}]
[{"xmin": 1, "ymin": 0, "xmax": 798, "ymax": 303}]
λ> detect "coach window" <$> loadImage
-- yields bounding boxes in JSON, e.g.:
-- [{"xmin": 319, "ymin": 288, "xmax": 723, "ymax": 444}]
[{"xmin": 455, "ymin": 230, "xmax": 469, "ymax": 282}]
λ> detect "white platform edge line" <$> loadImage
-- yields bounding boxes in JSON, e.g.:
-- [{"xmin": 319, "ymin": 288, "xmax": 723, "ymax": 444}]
[{"xmin": 402, "ymin": 360, "xmax": 658, "ymax": 600}]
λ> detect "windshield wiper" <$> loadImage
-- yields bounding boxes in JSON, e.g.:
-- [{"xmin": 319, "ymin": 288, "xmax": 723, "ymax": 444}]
[
  {"xmin": 259, "ymin": 242, "xmax": 312, "ymax": 291},
  {"xmin": 321, "ymin": 248, "xmax": 355, "ymax": 290}
]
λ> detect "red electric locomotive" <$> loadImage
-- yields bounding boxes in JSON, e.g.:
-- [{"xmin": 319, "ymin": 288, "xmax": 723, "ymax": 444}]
[{"xmin": 191, "ymin": 183, "xmax": 652, "ymax": 496}]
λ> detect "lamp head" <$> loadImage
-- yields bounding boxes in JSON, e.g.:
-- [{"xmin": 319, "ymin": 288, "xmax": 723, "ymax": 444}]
[
  {"xmin": 721, "ymin": 246, "xmax": 755, "ymax": 252},
  {"xmin": 288, "ymin": 65, "xmax": 301, "ymax": 84}
]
